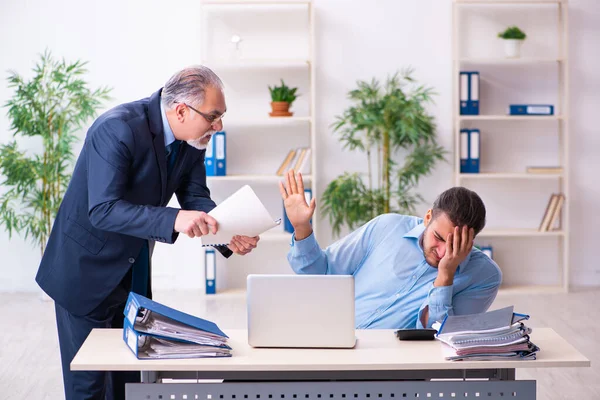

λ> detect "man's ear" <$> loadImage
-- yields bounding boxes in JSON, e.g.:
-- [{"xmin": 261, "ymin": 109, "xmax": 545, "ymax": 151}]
[
  {"xmin": 423, "ymin": 209, "xmax": 433, "ymax": 227},
  {"xmin": 175, "ymin": 103, "xmax": 187, "ymax": 122}
]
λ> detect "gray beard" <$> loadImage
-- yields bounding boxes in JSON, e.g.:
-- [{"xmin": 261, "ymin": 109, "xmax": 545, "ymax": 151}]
[{"xmin": 186, "ymin": 130, "xmax": 215, "ymax": 150}]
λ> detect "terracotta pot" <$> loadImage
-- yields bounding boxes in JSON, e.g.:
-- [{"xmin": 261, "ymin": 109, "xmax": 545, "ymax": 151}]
[{"xmin": 270, "ymin": 101, "xmax": 293, "ymax": 117}]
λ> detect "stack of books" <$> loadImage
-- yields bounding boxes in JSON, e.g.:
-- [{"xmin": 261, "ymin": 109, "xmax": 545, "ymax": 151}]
[
  {"xmin": 122, "ymin": 292, "xmax": 232, "ymax": 359},
  {"xmin": 433, "ymin": 306, "xmax": 539, "ymax": 362}
]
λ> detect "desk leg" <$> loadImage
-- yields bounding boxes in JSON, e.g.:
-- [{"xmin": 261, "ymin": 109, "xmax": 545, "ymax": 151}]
[
  {"xmin": 141, "ymin": 371, "xmax": 158, "ymax": 383},
  {"xmin": 495, "ymin": 369, "xmax": 516, "ymax": 381}
]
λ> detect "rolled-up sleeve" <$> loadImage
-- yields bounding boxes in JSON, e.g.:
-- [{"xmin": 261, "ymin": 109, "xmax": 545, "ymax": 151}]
[{"xmin": 417, "ymin": 268, "xmax": 501, "ymax": 329}]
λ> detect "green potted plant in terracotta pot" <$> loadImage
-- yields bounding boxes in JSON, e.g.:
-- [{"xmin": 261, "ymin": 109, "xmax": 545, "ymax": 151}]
[
  {"xmin": 498, "ymin": 25, "xmax": 527, "ymax": 58},
  {"xmin": 268, "ymin": 79, "xmax": 299, "ymax": 117}
]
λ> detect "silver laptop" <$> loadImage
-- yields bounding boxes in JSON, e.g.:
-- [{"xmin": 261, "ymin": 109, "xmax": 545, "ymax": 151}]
[{"xmin": 247, "ymin": 274, "xmax": 356, "ymax": 348}]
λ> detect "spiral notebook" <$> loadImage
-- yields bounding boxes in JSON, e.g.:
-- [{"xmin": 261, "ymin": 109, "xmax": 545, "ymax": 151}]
[{"xmin": 200, "ymin": 185, "xmax": 282, "ymax": 247}]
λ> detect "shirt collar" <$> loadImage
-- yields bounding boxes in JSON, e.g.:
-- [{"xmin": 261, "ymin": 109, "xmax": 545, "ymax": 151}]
[
  {"xmin": 403, "ymin": 222, "xmax": 425, "ymax": 239},
  {"xmin": 160, "ymin": 98, "xmax": 177, "ymax": 147}
]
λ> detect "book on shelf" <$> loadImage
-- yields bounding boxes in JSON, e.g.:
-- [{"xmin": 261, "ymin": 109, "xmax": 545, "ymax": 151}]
[
  {"xmin": 546, "ymin": 193, "xmax": 565, "ymax": 231},
  {"xmin": 276, "ymin": 147, "xmax": 311, "ymax": 176},
  {"xmin": 526, "ymin": 166, "xmax": 563, "ymax": 174},
  {"xmin": 538, "ymin": 193, "xmax": 565, "ymax": 232},
  {"xmin": 276, "ymin": 149, "xmax": 297, "ymax": 175}
]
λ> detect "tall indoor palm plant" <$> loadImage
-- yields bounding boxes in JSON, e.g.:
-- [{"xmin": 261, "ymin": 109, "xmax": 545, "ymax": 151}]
[
  {"xmin": 322, "ymin": 68, "xmax": 446, "ymax": 236},
  {"xmin": 0, "ymin": 50, "xmax": 111, "ymax": 255}
]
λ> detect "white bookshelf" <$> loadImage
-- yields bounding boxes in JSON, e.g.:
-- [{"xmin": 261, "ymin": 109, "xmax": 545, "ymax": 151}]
[
  {"xmin": 208, "ymin": 174, "xmax": 312, "ymax": 182},
  {"xmin": 478, "ymin": 229, "xmax": 565, "ymax": 237},
  {"xmin": 200, "ymin": 0, "xmax": 316, "ymax": 291},
  {"xmin": 459, "ymin": 172, "xmax": 563, "ymax": 179},
  {"xmin": 459, "ymin": 115, "xmax": 563, "ymax": 121},
  {"xmin": 453, "ymin": 0, "xmax": 570, "ymax": 292},
  {"xmin": 224, "ymin": 116, "xmax": 312, "ymax": 127}
]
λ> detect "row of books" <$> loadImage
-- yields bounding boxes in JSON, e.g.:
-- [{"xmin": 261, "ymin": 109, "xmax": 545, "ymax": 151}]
[
  {"xmin": 459, "ymin": 71, "xmax": 555, "ymax": 116},
  {"xmin": 434, "ymin": 305, "xmax": 539, "ymax": 361},
  {"xmin": 122, "ymin": 292, "xmax": 231, "ymax": 359},
  {"xmin": 276, "ymin": 147, "xmax": 311, "ymax": 176},
  {"xmin": 539, "ymin": 192, "xmax": 565, "ymax": 232}
]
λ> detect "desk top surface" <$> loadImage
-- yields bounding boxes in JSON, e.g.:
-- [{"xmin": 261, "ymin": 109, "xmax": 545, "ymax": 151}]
[{"xmin": 71, "ymin": 328, "xmax": 590, "ymax": 372}]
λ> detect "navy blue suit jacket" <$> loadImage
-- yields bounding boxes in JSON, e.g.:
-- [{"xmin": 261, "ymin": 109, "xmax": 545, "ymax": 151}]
[{"xmin": 36, "ymin": 89, "xmax": 229, "ymax": 316}]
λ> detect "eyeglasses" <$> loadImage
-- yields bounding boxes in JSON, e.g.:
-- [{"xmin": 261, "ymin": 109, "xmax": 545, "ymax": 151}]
[{"xmin": 181, "ymin": 102, "xmax": 225, "ymax": 124}]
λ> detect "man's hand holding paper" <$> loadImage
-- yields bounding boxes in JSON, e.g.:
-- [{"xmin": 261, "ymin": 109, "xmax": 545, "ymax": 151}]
[{"xmin": 199, "ymin": 185, "xmax": 281, "ymax": 252}]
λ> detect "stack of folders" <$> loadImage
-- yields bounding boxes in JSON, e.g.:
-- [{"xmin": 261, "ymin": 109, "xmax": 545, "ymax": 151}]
[
  {"xmin": 433, "ymin": 306, "xmax": 539, "ymax": 362},
  {"xmin": 122, "ymin": 292, "xmax": 231, "ymax": 359}
]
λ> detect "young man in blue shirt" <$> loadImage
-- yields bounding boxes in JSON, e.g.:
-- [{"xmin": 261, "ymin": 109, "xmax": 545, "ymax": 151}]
[{"xmin": 279, "ymin": 170, "xmax": 502, "ymax": 329}]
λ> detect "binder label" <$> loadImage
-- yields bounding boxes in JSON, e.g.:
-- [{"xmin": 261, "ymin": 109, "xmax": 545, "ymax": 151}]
[
  {"xmin": 215, "ymin": 134, "xmax": 225, "ymax": 159},
  {"xmin": 126, "ymin": 326, "xmax": 137, "ymax": 353},
  {"xmin": 206, "ymin": 251, "xmax": 216, "ymax": 280},
  {"xmin": 527, "ymin": 106, "xmax": 551, "ymax": 114}
]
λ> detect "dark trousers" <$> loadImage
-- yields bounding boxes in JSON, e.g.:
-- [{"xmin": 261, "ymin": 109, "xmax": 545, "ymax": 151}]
[{"xmin": 55, "ymin": 270, "xmax": 140, "ymax": 400}]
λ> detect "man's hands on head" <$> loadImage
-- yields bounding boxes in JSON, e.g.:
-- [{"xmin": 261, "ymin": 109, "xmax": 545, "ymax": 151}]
[
  {"xmin": 174, "ymin": 210, "xmax": 259, "ymax": 256},
  {"xmin": 278, "ymin": 170, "xmax": 316, "ymax": 241},
  {"xmin": 434, "ymin": 225, "xmax": 474, "ymax": 287}
]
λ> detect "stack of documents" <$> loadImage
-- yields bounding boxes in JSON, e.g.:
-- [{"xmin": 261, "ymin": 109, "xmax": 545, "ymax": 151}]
[
  {"xmin": 433, "ymin": 306, "xmax": 539, "ymax": 361},
  {"xmin": 122, "ymin": 292, "xmax": 231, "ymax": 359}
]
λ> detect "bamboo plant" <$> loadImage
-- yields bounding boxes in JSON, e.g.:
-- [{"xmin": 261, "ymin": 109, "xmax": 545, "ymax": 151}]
[
  {"xmin": 0, "ymin": 50, "xmax": 111, "ymax": 255},
  {"xmin": 322, "ymin": 68, "xmax": 446, "ymax": 236}
]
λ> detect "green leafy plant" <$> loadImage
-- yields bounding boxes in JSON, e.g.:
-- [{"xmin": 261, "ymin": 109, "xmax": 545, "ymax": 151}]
[
  {"xmin": 0, "ymin": 50, "xmax": 111, "ymax": 255},
  {"xmin": 498, "ymin": 26, "xmax": 527, "ymax": 40},
  {"xmin": 268, "ymin": 79, "xmax": 299, "ymax": 105},
  {"xmin": 322, "ymin": 68, "xmax": 446, "ymax": 236}
]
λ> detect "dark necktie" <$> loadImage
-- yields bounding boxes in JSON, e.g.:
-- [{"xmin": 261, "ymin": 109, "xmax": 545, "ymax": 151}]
[
  {"xmin": 166, "ymin": 140, "xmax": 181, "ymax": 175},
  {"xmin": 131, "ymin": 140, "xmax": 182, "ymax": 296}
]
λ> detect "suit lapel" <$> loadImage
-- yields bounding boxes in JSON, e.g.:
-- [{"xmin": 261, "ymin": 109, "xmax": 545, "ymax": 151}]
[{"xmin": 148, "ymin": 89, "xmax": 168, "ymax": 205}]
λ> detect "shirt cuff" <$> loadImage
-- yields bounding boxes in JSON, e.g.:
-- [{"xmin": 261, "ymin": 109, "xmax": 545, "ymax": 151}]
[
  {"xmin": 420, "ymin": 284, "xmax": 454, "ymax": 328},
  {"xmin": 290, "ymin": 231, "xmax": 320, "ymax": 255}
]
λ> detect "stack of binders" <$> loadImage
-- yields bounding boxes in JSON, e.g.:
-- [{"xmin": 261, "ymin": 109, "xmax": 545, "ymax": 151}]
[
  {"xmin": 122, "ymin": 292, "xmax": 232, "ymax": 359},
  {"xmin": 433, "ymin": 306, "xmax": 539, "ymax": 362},
  {"xmin": 459, "ymin": 129, "xmax": 480, "ymax": 173}
]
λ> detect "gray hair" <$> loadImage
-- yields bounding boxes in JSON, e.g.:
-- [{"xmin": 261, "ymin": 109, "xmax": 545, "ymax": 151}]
[{"xmin": 161, "ymin": 66, "xmax": 224, "ymax": 110}]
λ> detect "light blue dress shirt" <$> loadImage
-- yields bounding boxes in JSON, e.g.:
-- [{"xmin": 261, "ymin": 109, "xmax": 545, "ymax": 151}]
[
  {"xmin": 160, "ymin": 100, "xmax": 176, "ymax": 147},
  {"xmin": 287, "ymin": 213, "xmax": 502, "ymax": 329}
]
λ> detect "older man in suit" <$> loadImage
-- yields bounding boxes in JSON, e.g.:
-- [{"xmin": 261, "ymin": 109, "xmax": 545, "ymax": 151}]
[{"xmin": 36, "ymin": 66, "xmax": 258, "ymax": 399}]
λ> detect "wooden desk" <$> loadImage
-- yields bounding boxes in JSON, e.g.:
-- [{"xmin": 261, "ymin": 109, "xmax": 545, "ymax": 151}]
[{"xmin": 72, "ymin": 328, "xmax": 589, "ymax": 400}]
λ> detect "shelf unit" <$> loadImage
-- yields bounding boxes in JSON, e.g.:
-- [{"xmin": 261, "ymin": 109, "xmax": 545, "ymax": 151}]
[
  {"xmin": 453, "ymin": 0, "xmax": 570, "ymax": 292},
  {"xmin": 199, "ymin": 0, "xmax": 315, "ymax": 291}
]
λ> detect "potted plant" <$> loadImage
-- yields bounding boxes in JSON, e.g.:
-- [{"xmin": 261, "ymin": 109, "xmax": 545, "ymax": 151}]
[
  {"xmin": 321, "ymin": 68, "xmax": 446, "ymax": 236},
  {"xmin": 498, "ymin": 26, "xmax": 527, "ymax": 58},
  {"xmin": 0, "ymin": 50, "xmax": 111, "ymax": 256},
  {"xmin": 268, "ymin": 79, "xmax": 299, "ymax": 117}
]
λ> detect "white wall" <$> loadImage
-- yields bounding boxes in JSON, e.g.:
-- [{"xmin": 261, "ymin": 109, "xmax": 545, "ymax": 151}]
[{"xmin": 0, "ymin": 0, "xmax": 598, "ymax": 292}]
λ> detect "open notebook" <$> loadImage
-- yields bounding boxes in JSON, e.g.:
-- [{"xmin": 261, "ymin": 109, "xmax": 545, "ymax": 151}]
[{"xmin": 200, "ymin": 185, "xmax": 282, "ymax": 246}]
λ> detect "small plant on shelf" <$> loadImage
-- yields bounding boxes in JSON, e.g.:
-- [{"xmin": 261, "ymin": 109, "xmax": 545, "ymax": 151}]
[
  {"xmin": 498, "ymin": 26, "xmax": 527, "ymax": 58},
  {"xmin": 268, "ymin": 79, "xmax": 299, "ymax": 117}
]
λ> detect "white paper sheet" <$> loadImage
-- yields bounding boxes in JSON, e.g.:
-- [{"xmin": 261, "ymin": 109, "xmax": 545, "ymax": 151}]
[{"xmin": 200, "ymin": 185, "xmax": 281, "ymax": 246}]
